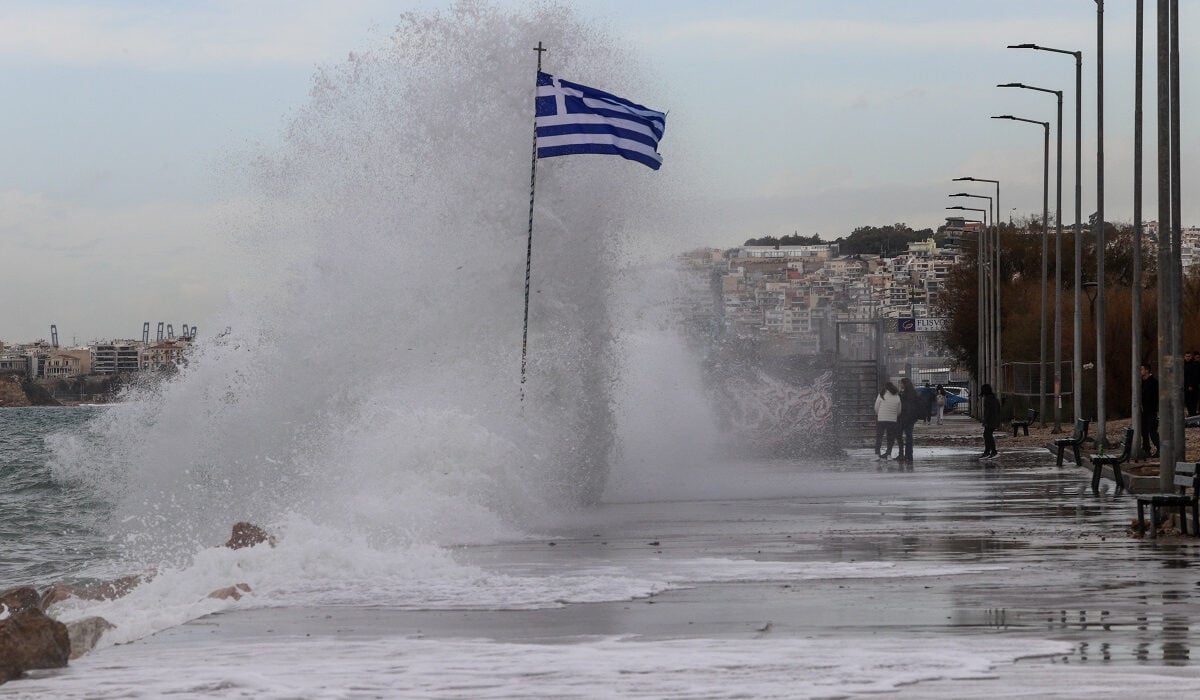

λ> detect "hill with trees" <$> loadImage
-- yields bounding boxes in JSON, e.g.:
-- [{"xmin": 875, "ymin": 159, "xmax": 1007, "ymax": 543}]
[{"xmin": 743, "ymin": 223, "xmax": 936, "ymax": 257}]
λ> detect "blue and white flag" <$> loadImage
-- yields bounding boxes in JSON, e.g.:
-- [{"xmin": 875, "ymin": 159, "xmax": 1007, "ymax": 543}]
[{"xmin": 535, "ymin": 72, "xmax": 667, "ymax": 170}]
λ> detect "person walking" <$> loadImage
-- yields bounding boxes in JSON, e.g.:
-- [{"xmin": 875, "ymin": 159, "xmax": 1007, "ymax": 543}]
[
  {"xmin": 1184, "ymin": 351, "xmax": 1200, "ymax": 417},
  {"xmin": 979, "ymin": 383, "xmax": 1001, "ymax": 459},
  {"xmin": 897, "ymin": 378, "xmax": 921, "ymax": 464},
  {"xmin": 874, "ymin": 381, "xmax": 902, "ymax": 459},
  {"xmin": 934, "ymin": 384, "xmax": 947, "ymax": 425},
  {"xmin": 1140, "ymin": 363, "xmax": 1161, "ymax": 458}
]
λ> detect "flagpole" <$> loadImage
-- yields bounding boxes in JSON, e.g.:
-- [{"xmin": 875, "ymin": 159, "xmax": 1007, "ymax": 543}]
[{"xmin": 520, "ymin": 42, "xmax": 547, "ymax": 402}]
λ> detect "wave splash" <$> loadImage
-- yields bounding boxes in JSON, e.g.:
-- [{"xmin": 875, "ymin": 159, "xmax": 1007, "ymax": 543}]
[{"xmin": 47, "ymin": 2, "xmax": 664, "ymax": 568}]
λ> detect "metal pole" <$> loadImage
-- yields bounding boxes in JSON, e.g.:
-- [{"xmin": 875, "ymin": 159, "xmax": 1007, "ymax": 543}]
[
  {"xmin": 989, "ymin": 115, "xmax": 1048, "ymax": 416},
  {"xmin": 520, "ymin": 42, "xmax": 548, "ymax": 402},
  {"xmin": 1054, "ymin": 94, "xmax": 1064, "ymax": 433},
  {"xmin": 1073, "ymin": 52, "xmax": 1084, "ymax": 428},
  {"xmin": 950, "ymin": 204, "xmax": 990, "ymax": 406},
  {"xmin": 1004, "ymin": 49, "xmax": 1077, "ymax": 433},
  {"xmin": 1156, "ymin": 0, "xmax": 1174, "ymax": 486},
  {"xmin": 1169, "ymin": 0, "xmax": 1183, "ymax": 461},
  {"xmin": 1095, "ymin": 0, "xmax": 1108, "ymax": 446},
  {"xmin": 952, "ymin": 183, "xmax": 1002, "ymax": 399},
  {"xmin": 993, "ymin": 183, "xmax": 1001, "ymax": 400},
  {"xmin": 1132, "ymin": 0, "xmax": 1144, "ymax": 458},
  {"xmin": 978, "ymin": 219, "xmax": 985, "ymax": 417},
  {"xmin": 1040, "ymin": 123, "xmax": 1050, "ymax": 426}
]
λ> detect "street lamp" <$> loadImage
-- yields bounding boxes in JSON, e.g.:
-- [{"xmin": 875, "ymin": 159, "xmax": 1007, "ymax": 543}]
[
  {"xmin": 952, "ymin": 178, "xmax": 1001, "ymax": 399},
  {"xmin": 997, "ymin": 81, "xmax": 1065, "ymax": 431},
  {"xmin": 946, "ymin": 215, "xmax": 985, "ymax": 418},
  {"xmin": 1007, "ymin": 45, "xmax": 1082, "ymax": 426},
  {"xmin": 950, "ymin": 192, "xmax": 996, "ymax": 396},
  {"xmin": 948, "ymin": 205, "xmax": 990, "ymax": 398},
  {"xmin": 1094, "ymin": 1, "xmax": 1109, "ymax": 447},
  {"xmin": 991, "ymin": 115, "xmax": 1051, "ymax": 428}
]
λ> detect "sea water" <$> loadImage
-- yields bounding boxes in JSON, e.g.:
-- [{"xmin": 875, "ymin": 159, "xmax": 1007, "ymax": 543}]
[{"xmin": 0, "ymin": 3, "xmax": 1114, "ymax": 697}]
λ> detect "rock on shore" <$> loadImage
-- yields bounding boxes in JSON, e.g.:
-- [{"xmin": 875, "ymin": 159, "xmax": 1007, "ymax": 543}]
[{"xmin": 0, "ymin": 607, "xmax": 71, "ymax": 684}]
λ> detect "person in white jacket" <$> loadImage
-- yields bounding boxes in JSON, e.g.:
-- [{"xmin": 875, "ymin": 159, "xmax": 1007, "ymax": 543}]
[{"xmin": 874, "ymin": 381, "xmax": 902, "ymax": 459}]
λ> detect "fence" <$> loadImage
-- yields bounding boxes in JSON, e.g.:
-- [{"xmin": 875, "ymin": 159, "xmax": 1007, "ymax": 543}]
[{"xmin": 1003, "ymin": 360, "xmax": 1074, "ymax": 420}]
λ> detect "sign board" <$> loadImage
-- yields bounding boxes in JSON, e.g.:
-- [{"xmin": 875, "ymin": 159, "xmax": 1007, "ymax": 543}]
[
  {"xmin": 915, "ymin": 318, "xmax": 948, "ymax": 332},
  {"xmin": 893, "ymin": 318, "xmax": 948, "ymax": 333}
]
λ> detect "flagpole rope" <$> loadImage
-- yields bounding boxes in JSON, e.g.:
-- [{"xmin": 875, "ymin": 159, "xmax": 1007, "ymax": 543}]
[{"xmin": 520, "ymin": 42, "xmax": 547, "ymax": 404}]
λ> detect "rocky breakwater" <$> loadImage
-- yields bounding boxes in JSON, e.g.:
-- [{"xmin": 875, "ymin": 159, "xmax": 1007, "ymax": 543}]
[{"xmin": 0, "ymin": 523, "xmax": 271, "ymax": 686}]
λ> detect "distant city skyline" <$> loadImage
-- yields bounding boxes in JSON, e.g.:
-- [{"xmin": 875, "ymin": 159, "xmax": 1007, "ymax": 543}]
[{"xmin": 1, "ymin": 1, "xmax": 1195, "ymax": 342}]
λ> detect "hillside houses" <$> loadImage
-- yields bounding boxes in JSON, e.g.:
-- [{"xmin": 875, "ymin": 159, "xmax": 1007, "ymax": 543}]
[{"xmin": 688, "ymin": 237, "xmax": 962, "ymax": 357}]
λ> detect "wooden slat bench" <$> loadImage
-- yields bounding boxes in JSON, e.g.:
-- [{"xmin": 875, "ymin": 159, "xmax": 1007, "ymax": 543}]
[
  {"xmin": 1089, "ymin": 426, "xmax": 1133, "ymax": 493},
  {"xmin": 1136, "ymin": 462, "xmax": 1200, "ymax": 538},
  {"xmin": 1054, "ymin": 419, "xmax": 1089, "ymax": 467},
  {"xmin": 1011, "ymin": 408, "xmax": 1039, "ymax": 437}
]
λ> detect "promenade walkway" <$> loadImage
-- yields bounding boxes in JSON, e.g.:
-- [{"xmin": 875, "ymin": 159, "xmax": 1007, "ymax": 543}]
[
  {"xmin": 9, "ymin": 431, "xmax": 1200, "ymax": 698},
  {"xmin": 914, "ymin": 410, "xmax": 1200, "ymax": 493}
]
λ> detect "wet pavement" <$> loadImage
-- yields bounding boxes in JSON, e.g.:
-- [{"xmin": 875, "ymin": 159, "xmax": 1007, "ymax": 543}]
[
  {"xmin": 24, "ymin": 425, "xmax": 1200, "ymax": 697},
  {"xmin": 210, "ymin": 440, "xmax": 1196, "ymax": 659}
]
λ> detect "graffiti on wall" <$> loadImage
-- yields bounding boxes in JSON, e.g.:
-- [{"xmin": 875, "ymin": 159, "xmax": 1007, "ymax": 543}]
[{"xmin": 713, "ymin": 367, "xmax": 835, "ymax": 455}]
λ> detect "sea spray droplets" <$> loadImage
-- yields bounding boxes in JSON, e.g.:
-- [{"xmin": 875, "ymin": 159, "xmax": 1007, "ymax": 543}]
[{"xmin": 46, "ymin": 2, "xmax": 652, "ymax": 563}]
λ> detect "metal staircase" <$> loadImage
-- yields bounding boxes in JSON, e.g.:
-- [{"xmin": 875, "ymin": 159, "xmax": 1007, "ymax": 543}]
[{"xmin": 834, "ymin": 359, "xmax": 880, "ymax": 447}]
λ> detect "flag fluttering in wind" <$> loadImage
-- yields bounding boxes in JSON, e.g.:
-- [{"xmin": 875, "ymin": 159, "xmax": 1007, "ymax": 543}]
[{"xmin": 534, "ymin": 72, "xmax": 667, "ymax": 170}]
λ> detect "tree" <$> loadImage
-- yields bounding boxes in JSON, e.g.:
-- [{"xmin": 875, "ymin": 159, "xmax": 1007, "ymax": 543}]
[
  {"xmin": 743, "ymin": 233, "xmax": 824, "ymax": 247},
  {"xmin": 936, "ymin": 222, "xmax": 1198, "ymax": 422},
  {"xmin": 834, "ymin": 223, "xmax": 934, "ymax": 256}
]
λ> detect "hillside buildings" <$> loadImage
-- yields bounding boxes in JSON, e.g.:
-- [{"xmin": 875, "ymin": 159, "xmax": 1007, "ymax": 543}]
[{"xmin": 687, "ymin": 237, "xmax": 961, "ymax": 358}]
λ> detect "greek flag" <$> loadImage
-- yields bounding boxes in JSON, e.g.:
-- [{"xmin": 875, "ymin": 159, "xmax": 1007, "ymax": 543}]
[{"xmin": 535, "ymin": 72, "xmax": 666, "ymax": 170}]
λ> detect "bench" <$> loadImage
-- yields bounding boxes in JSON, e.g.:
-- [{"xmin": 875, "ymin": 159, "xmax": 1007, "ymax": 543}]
[
  {"xmin": 1054, "ymin": 419, "xmax": 1089, "ymax": 467},
  {"xmin": 1089, "ymin": 426, "xmax": 1133, "ymax": 493},
  {"xmin": 1011, "ymin": 408, "xmax": 1039, "ymax": 437},
  {"xmin": 1136, "ymin": 462, "xmax": 1200, "ymax": 538}
]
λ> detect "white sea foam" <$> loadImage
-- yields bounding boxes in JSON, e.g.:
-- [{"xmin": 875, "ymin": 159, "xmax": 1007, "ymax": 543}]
[{"xmin": 4, "ymin": 634, "xmax": 1081, "ymax": 699}]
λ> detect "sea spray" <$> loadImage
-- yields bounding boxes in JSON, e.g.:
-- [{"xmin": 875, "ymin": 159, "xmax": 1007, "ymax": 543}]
[{"xmin": 46, "ymin": 1, "xmax": 667, "ymax": 566}]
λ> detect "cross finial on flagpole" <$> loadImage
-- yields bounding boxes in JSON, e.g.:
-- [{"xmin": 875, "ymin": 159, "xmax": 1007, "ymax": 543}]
[{"xmin": 533, "ymin": 41, "xmax": 547, "ymax": 72}]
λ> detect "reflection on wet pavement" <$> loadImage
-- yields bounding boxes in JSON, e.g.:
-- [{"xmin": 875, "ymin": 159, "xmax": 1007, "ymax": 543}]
[{"xmin": 822, "ymin": 447, "xmax": 1200, "ymax": 667}]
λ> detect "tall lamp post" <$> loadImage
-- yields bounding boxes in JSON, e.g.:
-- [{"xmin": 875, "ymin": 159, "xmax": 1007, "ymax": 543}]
[
  {"xmin": 991, "ymin": 115, "xmax": 1051, "ymax": 427},
  {"xmin": 948, "ymin": 205, "xmax": 991, "ymax": 396},
  {"xmin": 946, "ymin": 215, "xmax": 986, "ymax": 417},
  {"xmin": 950, "ymin": 192, "xmax": 995, "ymax": 395},
  {"xmin": 952, "ymin": 177, "xmax": 1002, "ymax": 398},
  {"xmin": 1007, "ymin": 45, "xmax": 1082, "ymax": 429},
  {"xmin": 1094, "ymin": 0, "xmax": 1108, "ymax": 446},
  {"xmin": 1131, "ymin": 0, "xmax": 1145, "ymax": 458},
  {"xmin": 997, "ymin": 81, "xmax": 1065, "ymax": 430}
]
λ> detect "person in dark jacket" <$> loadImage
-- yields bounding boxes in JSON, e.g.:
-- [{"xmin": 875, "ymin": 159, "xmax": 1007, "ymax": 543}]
[
  {"xmin": 897, "ymin": 378, "xmax": 921, "ymax": 464},
  {"xmin": 1141, "ymin": 363, "xmax": 1160, "ymax": 457},
  {"xmin": 979, "ymin": 383, "xmax": 1002, "ymax": 459},
  {"xmin": 1184, "ymin": 351, "xmax": 1200, "ymax": 417},
  {"xmin": 922, "ymin": 383, "xmax": 936, "ymax": 423}
]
